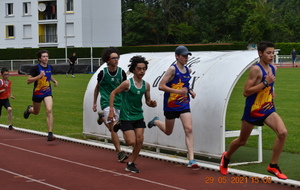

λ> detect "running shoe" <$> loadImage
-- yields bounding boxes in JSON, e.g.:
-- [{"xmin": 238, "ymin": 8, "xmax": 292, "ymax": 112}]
[
  {"xmin": 220, "ymin": 152, "xmax": 230, "ymax": 175},
  {"xmin": 8, "ymin": 125, "xmax": 14, "ymax": 130},
  {"xmin": 47, "ymin": 134, "xmax": 56, "ymax": 141},
  {"xmin": 97, "ymin": 111, "xmax": 104, "ymax": 125},
  {"xmin": 125, "ymin": 162, "xmax": 140, "ymax": 173},
  {"xmin": 113, "ymin": 121, "xmax": 121, "ymax": 133},
  {"xmin": 118, "ymin": 151, "xmax": 128, "ymax": 162},
  {"xmin": 267, "ymin": 165, "xmax": 288, "ymax": 180},
  {"xmin": 187, "ymin": 159, "xmax": 199, "ymax": 168},
  {"xmin": 23, "ymin": 105, "xmax": 32, "ymax": 119},
  {"xmin": 147, "ymin": 116, "xmax": 159, "ymax": 128}
]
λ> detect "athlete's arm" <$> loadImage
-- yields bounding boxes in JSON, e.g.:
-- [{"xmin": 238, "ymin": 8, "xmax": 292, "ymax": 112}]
[
  {"xmin": 108, "ymin": 80, "xmax": 129, "ymax": 121},
  {"xmin": 158, "ymin": 66, "xmax": 187, "ymax": 96},
  {"xmin": 93, "ymin": 83, "xmax": 99, "ymax": 112},
  {"xmin": 145, "ymin": 82, "xmax": 157, "ymax": 108}
]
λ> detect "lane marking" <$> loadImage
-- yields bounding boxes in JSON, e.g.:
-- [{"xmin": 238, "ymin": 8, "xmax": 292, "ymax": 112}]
[
  {"xmin": 0, "ymin": 142, "xmax": 186, "ymax": 190},
  {"xmin": 0, "ymin": 168, "xmax": 65, "ymax": 190}
]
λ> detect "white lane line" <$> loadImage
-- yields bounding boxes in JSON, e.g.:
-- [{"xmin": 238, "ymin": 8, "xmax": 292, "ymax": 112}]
[
  {"xmin": 0, "ymin": 168, "xmax": 66, "ymax": 190},
  {"xmin": 0, "ymin": 142, "xmax": 186, "ymax": 190}
]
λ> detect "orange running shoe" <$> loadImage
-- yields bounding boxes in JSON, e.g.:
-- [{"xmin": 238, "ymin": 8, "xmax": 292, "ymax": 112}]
[
  {"xmin": 220, "ymin": 152, "xmax": 229, "ymax": 175},
  {"xmin": 267, "ymin": 165, "xmax": 288, "ymax": 180}
]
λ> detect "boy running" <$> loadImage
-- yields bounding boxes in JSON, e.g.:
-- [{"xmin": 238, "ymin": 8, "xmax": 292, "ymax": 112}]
[
  {"xmin": 93, "ymin": 47, "xmax": 128, "ymax": 162},
  {"xmin": 148, "ymin": 46, "xmax": 199, "ymax": 168},
  {"xmin": 24, "ymin": 49, "xmax": 58, "ymax": 141},
  {"xmin": 219, "ymin": 41, "xmax": 288, "ymax": 180},
  {"xmin": 0, "ymin": 68, "xmax": 15, "ymax": 130},
  {"xmin": 108, "ymin": 55, "xmax": 157, "ymax": 173}
]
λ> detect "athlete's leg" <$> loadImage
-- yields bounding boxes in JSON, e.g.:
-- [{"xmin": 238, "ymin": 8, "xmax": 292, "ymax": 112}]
[
  {"xmin": 225, "ymin": 120, "xmax": 254, "ymax": 159},
  {"xmin": 43, "ymin": 96, "xmax": 54, "ymax": 132},
  {"xmin": 155, "ymin": 118, "xmax": 175, "ymax": 135},
  {"xmin": 7, "ymin": 107, "xmax": 12, "ymax": 125},
  {"xmin": 264, "ymin": 112, "xmax": 287, "ymax": 164},
  {"xmin": 32, "ymin": 101, "xmax": 41, "ymax": 115},
  {"xmin": 179, "ymin": 112, "xmax": 195, "ymax": 160},
  {"xmin": 124, "ymin": 128, "xmax": 144, "ymax": 163}
]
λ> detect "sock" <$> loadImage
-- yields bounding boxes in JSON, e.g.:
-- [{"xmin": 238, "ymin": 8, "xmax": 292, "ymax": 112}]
[
  {"xmin": 223, "ymin": 156, "xmax": 230, "ymax": 167},
  {"xmin": 128, "ymin": 162, "xmax": 132, "ymax": 165},
  {"xmin": 269, "ymin": 163, "xmax": 278, "ymax": 168}
]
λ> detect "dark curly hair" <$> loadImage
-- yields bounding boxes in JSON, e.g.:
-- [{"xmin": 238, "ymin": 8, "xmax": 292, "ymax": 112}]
[
  {"xmin": 128, "ymin": 55, "xmax": 148, "ymax": 73},
  {"xmin": 101, "ymin": 47, "xmax": 120, "ymax": 63}
]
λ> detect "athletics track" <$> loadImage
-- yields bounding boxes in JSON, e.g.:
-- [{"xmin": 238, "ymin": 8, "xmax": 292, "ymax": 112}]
[{"xmin": 0, "ymin": 125, "xmax": 299, "ymax": 190}]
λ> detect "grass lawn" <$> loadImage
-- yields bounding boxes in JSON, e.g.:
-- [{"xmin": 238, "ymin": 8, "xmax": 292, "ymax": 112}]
[
  {"xmin": 2, "ymin": 67, "xmax": 300, "ymax": 180},
  {"xmin": 3, "ymin": 73, "xmax": 91, "ymax": 139}
]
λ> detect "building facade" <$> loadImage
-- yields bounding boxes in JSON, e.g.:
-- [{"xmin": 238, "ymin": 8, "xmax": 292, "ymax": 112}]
[{"xmin": 0, "ymin": 0, "xmax": 122, "ymax": 49}]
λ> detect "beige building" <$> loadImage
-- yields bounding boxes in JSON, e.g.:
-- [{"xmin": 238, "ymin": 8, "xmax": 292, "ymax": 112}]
[{"xmin": 0, "ymin": 0, "xmax": 122, "ymax": 49}]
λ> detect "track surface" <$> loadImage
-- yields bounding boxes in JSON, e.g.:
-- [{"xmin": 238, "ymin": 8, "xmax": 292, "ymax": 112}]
[{"xmin": 0, "ymin": 128, "xmax": 297, "ymax": 190}]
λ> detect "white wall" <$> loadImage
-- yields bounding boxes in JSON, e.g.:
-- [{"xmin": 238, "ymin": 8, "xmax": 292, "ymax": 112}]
[{"xmin": 83, "ymin": 50, "xmax": 259, "ymax": 158}]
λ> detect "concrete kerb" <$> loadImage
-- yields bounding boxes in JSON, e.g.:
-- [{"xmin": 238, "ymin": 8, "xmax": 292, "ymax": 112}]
[{"xmin": 1, "ymin": 124, "xmax": 299, "ymax": 188}]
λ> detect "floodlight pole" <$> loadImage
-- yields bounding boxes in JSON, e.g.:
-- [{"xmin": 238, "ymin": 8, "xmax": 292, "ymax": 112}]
[
  {"xmin": 64, "ymin": 0, "xmax": 68, "ymax": 63},
  {"xmin": 121, "ymin": 9, "xmax": 132, "ymax": 46},
  {"xmin": 90, "ymin": 0, "xmax": 94, "ymax": 73}
]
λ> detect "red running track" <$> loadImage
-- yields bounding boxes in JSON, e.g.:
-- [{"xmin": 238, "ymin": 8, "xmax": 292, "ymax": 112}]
[{"xmin": 0, "ymin": 128, "xmax": 297, "ymax": 190}]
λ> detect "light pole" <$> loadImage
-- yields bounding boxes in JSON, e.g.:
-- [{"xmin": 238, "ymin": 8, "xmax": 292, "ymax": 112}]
[
  {"xmin": 121, "ymin": 9, "xmax": 132, "ymax": 46},
  {"xmin": 90, "ymin": 0, "xmax": 94, "ymax": 73},
  {"xmin": 64, "ymin": 0, "xmax": 68, "ymax": 63}
]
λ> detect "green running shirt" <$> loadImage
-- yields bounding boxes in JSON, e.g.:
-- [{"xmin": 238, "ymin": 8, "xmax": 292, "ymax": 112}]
[{"xmin": 120, "ymin": 78, "xmax": 146, "ymax": 121}]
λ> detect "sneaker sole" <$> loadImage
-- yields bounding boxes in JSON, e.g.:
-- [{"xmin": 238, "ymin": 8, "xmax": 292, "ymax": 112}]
[
  {"xmin": 267, "ymin": 169, "xmax": 288, "ymax": 180},
  {"xmin": 188, "ymin": 164, "xmax": 199, "ymax": 168},
  {"xmin": 47, "ymin": 136, "xmax": 57, "ymax": 141},
  {"xmin": 125, "ymin": 168, "xmax": 139, "ymax": 173}
]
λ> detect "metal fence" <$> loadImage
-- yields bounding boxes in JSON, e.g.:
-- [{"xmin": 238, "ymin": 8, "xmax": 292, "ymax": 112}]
[{"xmin": 0, "ymin": 58, "xmax": 102, "ymax": 72}]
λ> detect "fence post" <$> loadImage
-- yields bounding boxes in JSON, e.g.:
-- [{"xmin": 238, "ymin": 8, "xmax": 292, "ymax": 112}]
[{"xmin": 11, "ymin": 60, "xmax": 13, "ymax": 71}]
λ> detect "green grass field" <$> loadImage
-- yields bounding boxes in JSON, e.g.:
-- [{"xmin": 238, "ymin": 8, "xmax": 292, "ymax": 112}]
[
  {"xmin": 4, "ymin": 74, "xmax": 91, "ymax": 139},
  {"xmin": 2, "ymin": 68, "xmax": 300, "ymax": 180}
]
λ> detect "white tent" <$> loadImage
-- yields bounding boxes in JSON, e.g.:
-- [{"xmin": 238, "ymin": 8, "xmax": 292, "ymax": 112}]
[{"xmin": 83, "ymin": 50, "xmax": 261, "ymax": 162}]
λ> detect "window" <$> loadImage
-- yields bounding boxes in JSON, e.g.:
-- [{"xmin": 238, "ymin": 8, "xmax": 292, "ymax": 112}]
[
  {"xmin": 23, "ymin": 2, "xmax": 31, "ymax": 15},
  {"xmin": 23, "ymin": 25, "xmax": 32, "ymax": 38},
  {"xmin": 66, "ymin": 0, "xmax": 74, "ymax": 12},
  {"xmin": 66, "ymin": 23, "xmax": 74, "ymax": 36},
  {"xmin": 6, "ymin": 3, "xmax": 14, "ymax": 16},
  {"xmin": 6, "ymin": 25, "xmax": 15, "ymax": 38}
]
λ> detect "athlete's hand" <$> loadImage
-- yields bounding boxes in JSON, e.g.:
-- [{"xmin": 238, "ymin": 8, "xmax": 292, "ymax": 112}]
[
  {"xmin": 265, "ymin": 71, "xmax": 275, "ymax": 84},
  {"xmin": 149, "ymin": 100, "xmax": 157, "ymax": 107},
  {"xmin": 178, "ymin": 87, "xmax": 188, "ymax": 96},
  {"xmin": 39, "ymin": 71, "xmax": 45, "ymax": 78},
  {"xmin": 92, "ymin": 104, "xmax": 97, "ymax": 112}
]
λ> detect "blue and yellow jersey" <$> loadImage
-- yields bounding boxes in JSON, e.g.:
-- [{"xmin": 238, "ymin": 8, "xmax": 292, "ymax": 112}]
[
  {"xmin": 163, "ymin": 64, "xmax": 191, "ymax": 111},
  {"xmin": 242, "ymin": 63, "xmax": 276, "ymax": 122}
]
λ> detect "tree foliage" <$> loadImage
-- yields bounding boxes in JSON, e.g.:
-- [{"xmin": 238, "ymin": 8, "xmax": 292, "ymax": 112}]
[{"xmin": 121, "ymin": 0, "xmax": 300, "ymax": 46}]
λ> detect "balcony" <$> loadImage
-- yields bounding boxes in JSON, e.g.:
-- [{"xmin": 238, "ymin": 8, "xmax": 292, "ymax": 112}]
[
  {"xmin": 38, "ymin": 2, "xmax": 57, "ymax": 20},
  {"xmin": 39, "ymin": 35, "xmax": 57, "ymax": 43}
]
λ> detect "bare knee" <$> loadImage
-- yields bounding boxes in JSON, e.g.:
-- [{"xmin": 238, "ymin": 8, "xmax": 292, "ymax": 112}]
[
  {"xmin": 46, "ymin": 108, "xmax": 52, "ymax": 114},
  {"xmin": 165, "ymin": 131, "xmax": 172, "ymax": 136},
  {"xmin": 125, "ymin": 139, "xmax": 135, "ymax": 146},
  {"xmin": 136, "ymin": 135, "xmax": 144, "ymax": 145},
  {"xmin": 236, "ymin": 138, "xmax": 247, "ymax": 146},
  {"xmin": 278, "ymin": 129, "xmax": 287, "ymax": 140},
  {"xmin": 184, "ymin": 127, "xmax": 193, "ymax": 135},
  {"xmin": 7, "ymin": 107, "xmax": 12, "ymax": 113}
]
